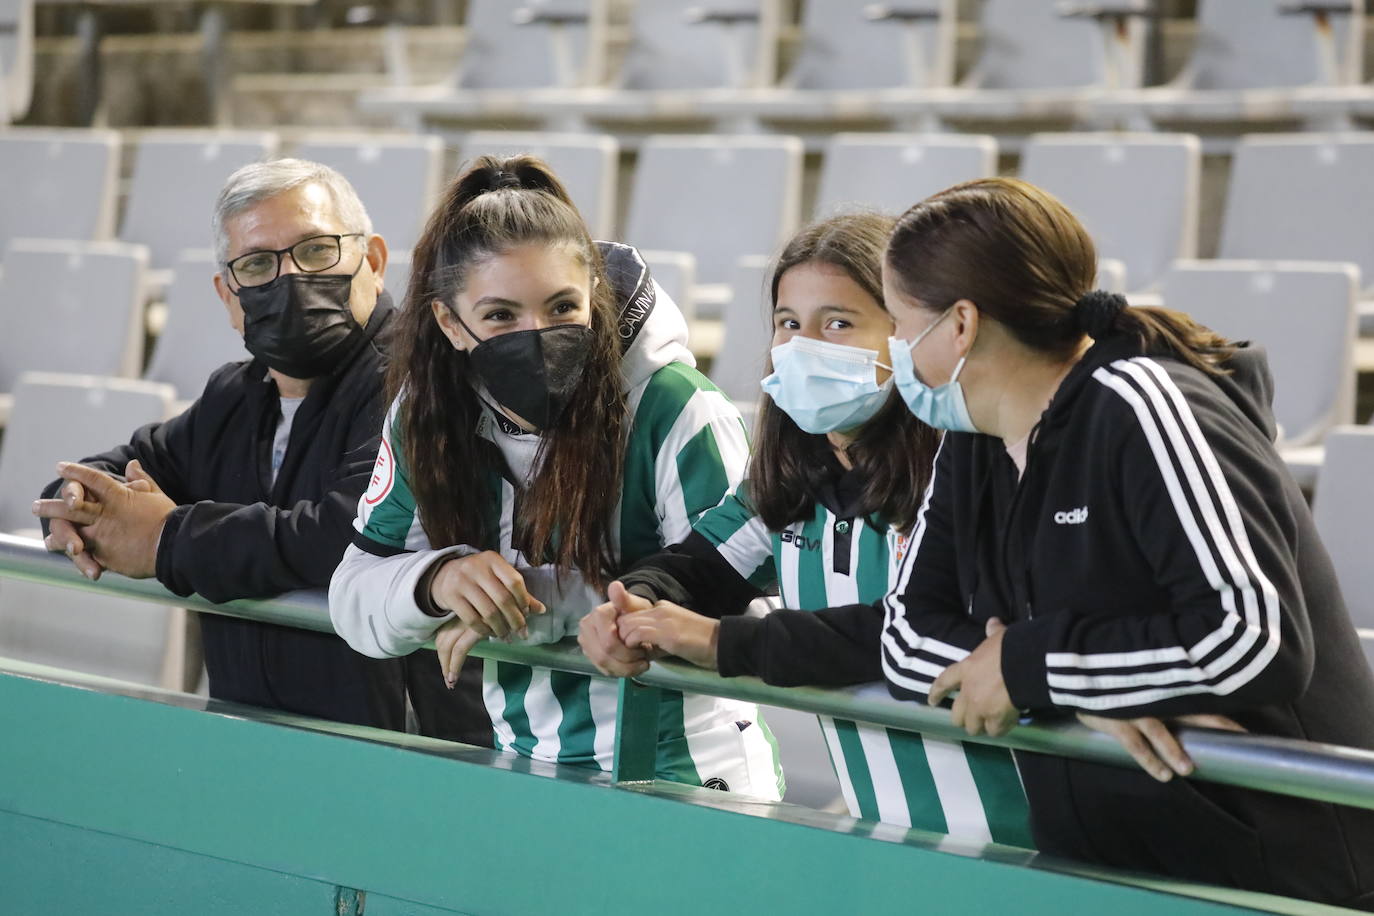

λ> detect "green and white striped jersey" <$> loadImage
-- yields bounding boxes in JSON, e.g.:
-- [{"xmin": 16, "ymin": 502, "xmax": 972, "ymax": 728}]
[
  {"xmin": 331, "ymin": 364, "xmax": 783, "ymax": 798},
  {"xmin": 694, "ymin": 481, "xmax": 1034, "ymax": 846}
]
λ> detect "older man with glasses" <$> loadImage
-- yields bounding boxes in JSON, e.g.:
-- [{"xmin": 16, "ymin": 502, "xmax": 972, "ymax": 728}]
[{"xmin": 31, "ymin": 159, "xmax": 489, "ymax": 741}]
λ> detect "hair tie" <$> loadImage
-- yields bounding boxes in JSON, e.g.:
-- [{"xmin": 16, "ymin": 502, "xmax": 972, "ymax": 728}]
[
  {"xmin": 1074, "ymin": 290, "xmax": 1127, "ymax": 339},
  {"xmin": 489, "ymin": 169, "xmax": 522, "ymax": 191}
]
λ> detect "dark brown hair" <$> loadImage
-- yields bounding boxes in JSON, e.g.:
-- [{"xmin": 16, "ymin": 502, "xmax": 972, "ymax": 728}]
[
  {"xmin": 387, "ymin": 155, "xmax": 626, "ymax": 587},
  {"xmin": 750, "ymin": 211, "xmax": 940, "ymax": 534},
  {"xmin": 885, "ymin": 177, "xmax": 1233, "ymax": 375}
]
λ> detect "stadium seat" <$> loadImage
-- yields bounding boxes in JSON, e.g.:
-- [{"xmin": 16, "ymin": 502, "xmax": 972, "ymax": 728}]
[
  {"xmin": 1020, "ymin": 133, "xmax": 1200, "ymax": 294},
  {"xmin": 0, "ymin": 240, "xmax": 148, "ymax": 421},
  {"xmin": 1313, "ymin": 426, "xmax": 1374, "ymax": 631},
  {"xmin": 1216, "ymin": 134, "xmax": 1374, "ymax": 329},
  {"xmin": 143, "ymin": 250, "xmax": 248, "ymax": 405},
  {"xmin": 457, "ymin": 131, "xmax": 619, "ymax": 240},
  {"xmin": 693, "ymin": 0, "xmax": 955, "ymax": 125},
  {"xmin": 641, "ymin": 250, "xmax": 697, "ymax": 324},
  {"xmin": 874, "ymin": 0, "xmax": 1148, "ymax": 128},
  {"xmin": 0, "ymin": 372, "xmax": 183, "ymax": 690},
  {"xmin": 623, "ymin": 136, "xmax": 801, "ymax": 320},
  {"xmin": 814, "ymin": 133, "xmax": 996, "ymax": 220},
  {"xmin": 292, "ymin": 134, "xmax": 443, "ymax": 253},
  {"xmin": 708, "ymin": 255, "xmax": 772, "ymax": 406},
  {"xmin": 0, "ymin": 0, "xmax": 33, "ymax": 124},
  {"xmin": 480, "ymin": 0, "xmax": 784, "ymax": 129},
  {"xmin": 1088, "ymin": 0, "xmax": 1366, "ymax": 128},
  {"xmin": 356, "ymin": 0, "xmax": 610, "ymax": 129},
  {"xmin": 1161, "ymin": 261, "xmax": 1358, "ymax": 451},
  {"xmin": 120, "ymin": 130, "xmax": 280, "ymax": 274},
  {"xmin": 0, "ymin": 128, "xmax": 120, "ymax": 254}
]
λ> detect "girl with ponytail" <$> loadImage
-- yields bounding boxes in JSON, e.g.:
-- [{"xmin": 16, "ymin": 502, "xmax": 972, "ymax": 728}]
[
  {"xmin": 328, "ymin": 155, "xmax": 782, "ymax": 797},
  {"xmin": 878, "ymin": 177, "xmax": 1374, "ymax": 908}
]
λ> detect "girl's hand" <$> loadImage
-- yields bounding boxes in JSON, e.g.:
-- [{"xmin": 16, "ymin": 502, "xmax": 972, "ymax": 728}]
[
  {"xmin": 578, "ymin": 581, "xmax": 651, "ymax": 677},
  {"xmin": 429, "ymin": 551, "xmax": 545, "ymax": 639},
  {"xmin": 1076, "ymin": 712, "xmax": 1247, "ymax": 782},
  {"xmin": 927, "ymin": 618, "xmax": 1018, "ymax": 737},
  {"xmin": 618, "ymin": 602, "xmax": 720, "ymax": 671},
  {"xmin": 434, "ymin": 619, "xmax": 486, "ymax": 688}
]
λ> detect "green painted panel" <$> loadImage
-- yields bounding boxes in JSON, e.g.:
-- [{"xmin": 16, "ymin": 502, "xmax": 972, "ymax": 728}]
[
  {"xmin": 0, "ymin": 668, "xmax": 1336, "ymax": 916},
  {"xmin": 0, "ymin": 810, "xmax": 346, "ymax": 915}
]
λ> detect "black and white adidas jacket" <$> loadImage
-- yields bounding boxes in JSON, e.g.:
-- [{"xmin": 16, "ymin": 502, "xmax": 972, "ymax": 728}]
[{"xmin": 881, "ymin": 334, "xmax": 1374, "ymax": 907}]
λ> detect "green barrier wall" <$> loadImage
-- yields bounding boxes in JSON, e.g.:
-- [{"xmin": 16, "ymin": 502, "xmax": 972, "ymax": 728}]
[{"xmin": 0, "ymin": 661, "xmax": 1348, "ymax": 916}]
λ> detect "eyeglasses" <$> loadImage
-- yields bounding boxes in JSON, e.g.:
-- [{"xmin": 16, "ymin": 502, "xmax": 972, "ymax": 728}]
[{"xmin": 226, "ymin": 233, "xmax": 366, "ymax": 289}]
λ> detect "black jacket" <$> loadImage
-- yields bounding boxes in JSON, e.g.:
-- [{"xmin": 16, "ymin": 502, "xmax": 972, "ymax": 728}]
[
  {"xmin": 882, "ymin": 334, "xmax": 1374, "ymax": 907},
  {"xmin": 620, "ymin": 462, "xmax": 884, "ymax": 687},
  {"xmin": 43, "ymin": 295, "xmax": 405, "ymax": 729}
]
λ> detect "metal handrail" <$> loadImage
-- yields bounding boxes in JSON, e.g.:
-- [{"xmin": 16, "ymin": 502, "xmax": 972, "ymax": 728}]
[{"xmin": 2, "ymin": 533, "xmax": 1373, "ymax": 811}]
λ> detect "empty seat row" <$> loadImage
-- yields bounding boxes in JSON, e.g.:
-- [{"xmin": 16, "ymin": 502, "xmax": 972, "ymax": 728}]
[{"xmin": 361, "ymin": 0, "xmax": 1365, "ymax": 131}]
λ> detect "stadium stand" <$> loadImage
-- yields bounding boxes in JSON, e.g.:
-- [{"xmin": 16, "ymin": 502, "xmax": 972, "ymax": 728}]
[
  {"xmin": 143, "ymin": 250, "xmax": 249, "ymax": 408},
  {"xmin": 812, "ymin": 132, "xmax": 996, "ymax": 220},
  {"xmin": 0, "ymin": 0, "xmax": 32, "ymax": 124}
]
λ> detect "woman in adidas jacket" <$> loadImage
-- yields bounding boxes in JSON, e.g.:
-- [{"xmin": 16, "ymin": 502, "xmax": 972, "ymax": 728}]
[
  {"xmin": 582, "ymin": 211, "xmax": 1033, "ymax": 845},
  {"xmin": 877, "ymin": 177, "xmax": 1374, "ymax": 909},
  {"xmin": 328, "ymin": 156, "xmax": 781, "ymax": 797}
]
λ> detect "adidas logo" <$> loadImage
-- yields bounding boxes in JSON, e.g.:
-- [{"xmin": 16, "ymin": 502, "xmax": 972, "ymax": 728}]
[{"xmin": 1053, "ymin": 507, "xmax": 1090, "ymax": 526}]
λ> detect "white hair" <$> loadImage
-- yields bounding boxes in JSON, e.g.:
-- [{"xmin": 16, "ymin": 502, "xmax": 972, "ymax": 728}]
[{"xmin": 211, "ymin": 158, "xmax": 374, "ymax": 264}]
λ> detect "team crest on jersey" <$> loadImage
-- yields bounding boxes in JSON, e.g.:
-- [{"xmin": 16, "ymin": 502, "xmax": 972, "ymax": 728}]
[
  {"xmin": 364, "ymin": 437, "xmax": 395, "ymax": 506},
  {"xmin": 892, "ymin": 530, "xmax": 910, "ymax": 564}
]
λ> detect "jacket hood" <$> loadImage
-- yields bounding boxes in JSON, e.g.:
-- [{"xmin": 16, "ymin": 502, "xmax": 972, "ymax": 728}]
[
  {"xmin": 1047, "ymin": 332, "xmax": 1278, "ymax": 442},
  {"xmin": 598, "ymin": 241, "xmax": 695, "ymax": 389}
]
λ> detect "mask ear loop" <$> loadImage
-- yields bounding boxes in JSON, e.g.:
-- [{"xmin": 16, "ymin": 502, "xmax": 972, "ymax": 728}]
[{"xmin": 451, "ymin": 308, "xmax": 487, "ymax": 347}]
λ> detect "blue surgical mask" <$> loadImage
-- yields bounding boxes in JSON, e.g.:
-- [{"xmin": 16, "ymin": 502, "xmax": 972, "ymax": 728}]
[
  {"xmin": 888, "ymin": 307, "xmax": 979, "ymax": 434},
  {"xmin": 760, "ymin": 335, "xmax": 894, "ymax": 435}
]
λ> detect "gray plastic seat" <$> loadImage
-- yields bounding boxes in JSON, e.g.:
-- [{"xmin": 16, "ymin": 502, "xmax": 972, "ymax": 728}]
[
  {"xmin": 120, "ymin": 130, "xmax": 279, "ymax": 272},
  {"xmin": 1020, "ymin": 133, "xmax": 1199, "ymax": 294},
  {"xmin": 708, "ymin": 255, "xmax": 772, "ymax": 407},
  {"xmin": 1218, "ymin": 135, "xmax": 1374, "ymax": 301},
  {"xmin": 144, "ymin": 250, "xmax": 248, "ymax": 401},
  {"xmin": 292, "ymin": 134, "xmax": 443, "ymax": 253},
  {"xmin": 457, "ymin": 132, "xmax": 618, "ymax": 239},
  {"xmin": 876, "ymin": 0, "xmax": 1148, "ymax": 126},
  {"xmin": 640, "ymin": 251, "xmax": 696, "ymax": 323},
  {"xmin": 0, "ymin": 240, "xmax": 148, "ymax": 406},
  {"xmin": 0, "ymin": 128, "xmax": 120, "ymax": 254},
  {"xmin": 1313, "ymin": 425, "xmax": 1374, "ymax": 630},
  {"xmin": 1089, "ymin": 0, "xmax": 1366, "ymax": 126},
  {"xmin": 356, "ymin": 1, "xmax": 609, "ymax": 128},
  {"xmin": 815, "ymin": 133, "xmax": 996, "ymax": 220},
  {"xmin": 624, "ymin": 136, "xmax": 802, "ymax": 309},
  {"xmin": 0, "ymin": 0, "xmax": 33, "ymax": 123},
  {"xmin": 1161, "ymin": 261, "xmax": 1357, "ymax": 450},
  {"xmin": 0, "ymin": 372, "xmax": 181, "ymax": 688}
]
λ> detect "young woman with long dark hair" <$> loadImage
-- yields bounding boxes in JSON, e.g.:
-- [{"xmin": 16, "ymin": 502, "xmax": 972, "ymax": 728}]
[
  {"xmin": 329, "ymin": 156, "xmax": 781, "ymax": 796},
  {"xmin": 580, "ymin": 212, "xmax": 1032, "ymax": 844},
  {"xmin": 879, "ymin": 177, "xmax": 1374, "ymax": 908}
]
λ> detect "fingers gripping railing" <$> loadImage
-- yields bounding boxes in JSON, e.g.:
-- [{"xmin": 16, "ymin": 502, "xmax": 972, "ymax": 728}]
[{"xmin": 1, "ymin": 533, "xmax": 1373, "ymax": 811}]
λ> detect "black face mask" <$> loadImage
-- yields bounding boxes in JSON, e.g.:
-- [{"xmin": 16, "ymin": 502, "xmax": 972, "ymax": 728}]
[
  {"xmin": 456, "ymin": 313, "xmax": 594, "ymax": 431},
  {"xmin": 237, "ymin": 272, "xmax": 368, "ymax": 379}
]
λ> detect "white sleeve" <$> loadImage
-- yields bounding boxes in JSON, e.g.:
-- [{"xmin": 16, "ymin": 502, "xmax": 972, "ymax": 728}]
[{"xmin": 328, "ymin": 542, "xmax": 474, "ymax": 658}]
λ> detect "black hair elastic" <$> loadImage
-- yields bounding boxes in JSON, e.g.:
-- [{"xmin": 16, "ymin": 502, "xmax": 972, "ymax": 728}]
[{"xmin": 1074, "ymin": 289, "xmax": 1127, "ymax": 339}]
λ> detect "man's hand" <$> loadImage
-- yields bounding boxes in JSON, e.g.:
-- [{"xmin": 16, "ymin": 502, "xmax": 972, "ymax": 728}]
[
  {"xmin": 428, "ymin": 551, "xmax": 546, "ymax": 639},
  {"xmin": 434, "ymin": 619, "xmax": 486, "ymax": 688},
  {"xmin": 928, "ymin": 618, "xmax": 1019, "ymax": 738},
  {"xmin": 1077, "ymin": 712, "xmax": 1247, "ymax": 783},
  {"xmin": 33, "ymin": 460, "xmax": 175, "ymax": 579},
  {"xmin": 42, "ymin": 479, "xmax": 104, "ymax": 580},
  {"xmin": 618, "ymin": 602, "xmax": 720, "ymax": 670},
  {"xmin": 578, "ymin": 581, "xmax": 652, "ymax": 677}
]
